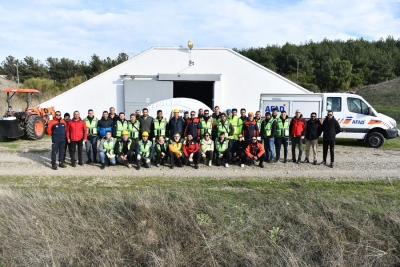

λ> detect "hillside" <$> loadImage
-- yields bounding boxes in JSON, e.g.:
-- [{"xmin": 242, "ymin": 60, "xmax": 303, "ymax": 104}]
[{"xmin": 355, "ymin": 77, "xmax": 400, "ymax": 122}]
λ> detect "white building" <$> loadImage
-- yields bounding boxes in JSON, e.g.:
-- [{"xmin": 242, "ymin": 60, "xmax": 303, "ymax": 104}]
[{"xmin": 40, "ymin": 46, "xmax": 310, "ymax": 117}]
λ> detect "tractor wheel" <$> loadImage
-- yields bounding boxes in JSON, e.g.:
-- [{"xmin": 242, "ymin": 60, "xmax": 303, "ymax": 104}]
[{"xmin": 26, "ymin": 116, "xmax": 45, "ymax": 140}]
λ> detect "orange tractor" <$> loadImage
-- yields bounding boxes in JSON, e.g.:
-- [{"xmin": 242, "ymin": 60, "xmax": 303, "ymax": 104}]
[{"xmin": 0, "ymin": 88, "xmax": 55, "ymax": 140}]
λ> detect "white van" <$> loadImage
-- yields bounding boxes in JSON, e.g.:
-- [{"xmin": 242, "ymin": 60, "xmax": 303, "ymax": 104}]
[{"xmin": 260, "ymin": 93, "xmax": 399, "ymax": 148}]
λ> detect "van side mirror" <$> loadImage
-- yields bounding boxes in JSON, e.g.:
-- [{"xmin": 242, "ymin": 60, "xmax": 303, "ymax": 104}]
[{"xmin": 368, "ymin": 107, "xmax": 373, "ymax": 116}]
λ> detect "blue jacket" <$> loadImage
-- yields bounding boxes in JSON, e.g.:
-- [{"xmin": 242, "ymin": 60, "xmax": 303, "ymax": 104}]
[
  {"xmin": 168, "ymin": 117, "xmax": 186, "ymax": 138},
  {"xmin": 97, "ymin": 117, "xmax": 113, "ymax": 138}
]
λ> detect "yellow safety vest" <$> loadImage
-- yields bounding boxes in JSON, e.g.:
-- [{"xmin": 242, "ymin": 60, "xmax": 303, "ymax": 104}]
[
  {"xmin": 230, "ymin": 116, "xmax": 243, "ymax": 140},
  {"xmin": 128, "ymin": 121, "xmax": 140, "ymax": 139},
  {"xmin": 217, "ymin": 121, "xmax": 231, "ymax": 136},
  {"xmin": 138, "ymin": 140, "xmax": 152, "ymax": 158},
  {"xmin": 264, "ymin": 120, "xmax": 273, "ymax": 137},
  {"xmin": 200, "ymin": 139, "xmax": 213, "ymax": 151},
  {"xmin": 277, "ymin": 118, "xmax": 290, "ymax": 137},
  {"xmin": 116, "ymin": 120, "xmax": 129, "ymax": 137},
  {"xmin": 200, "ymin": 117, "xmax": 213, "ymax": 136},
  {"xmin": 85, "ymin": 117, "xmax": 98, "ymax": 136},
  {"xmin": 153, "ymin": 117, "xmax": 167, "ymax": 137},
  {"xmin": 215, "ymin": 139, "xmax": 229, "ymax": 153},
  {"xmin": 103, "ymin": 138, "xmax": 115, "ymax": 155}
]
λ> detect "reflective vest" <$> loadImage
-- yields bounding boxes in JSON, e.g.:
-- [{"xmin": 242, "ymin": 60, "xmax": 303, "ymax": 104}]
[
  {"xmin": 155, "ymin": 142, "xmax": 168, "ymax": 155},
  {"xmin": 230, "ymin": 116, "xmax": 243, "ymax": 140},
  {"xmin": 200, "ymin": 139, "xmax": 213, "ymax": 151},
  {"xmin": 138, "ymin": 140, "xmax": 152, "ymax": 158},
  {"xmin": 171, "ymin": 141, "xmax": 183, "ymax": 152},
  {"xmin": 200, "ymin": 117, "xmax": 213, "ymax": 136},
  {"xmin": 272, "ymin": 116, "xmax": 280, "ymax": 135},
  {"xmin": 215, "ymin": 139, "xmax": 229, "ymax": 153},
  {"xmin": 85, "ymin": 117, "xmax": 98, "ymax": 136},
  {"xmin": 119, "ymin": 139, "xmax": 132, "ymax": 152},
  {"xmin": 128, "ymin": 120, "xmax": 140, "ymax": 139},
  {"xmin": 255, "ymin": 118, "xmax": 263, "ymax": 132},
  {"xmin": 277, "ymin": 118, "xmax": 290, "ymax": 137},
  {"xmin": 103, "ymin": 137, "xmax": 115, "ymax": 155},
  {"xmin": 116, "ymin": 120, "xmax": 129, "ymax": 137},
  {"xmin": 153, "ymin": 117, "xmax": 167, "ymax": 137},
  {"xmin": 217, "ymin": 121, "xmax": 231, "ymax": 136},
  {"xmin": 264, "ymin": 120, "xmax": 273, "ymax": 137}
]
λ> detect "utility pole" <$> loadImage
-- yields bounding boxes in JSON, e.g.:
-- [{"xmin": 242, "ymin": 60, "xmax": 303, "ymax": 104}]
[
  {"xmin": 295, "ymin": 58, "xmax": 299, "ymax": 80},
  {"xmin": 13, "ymin": 63, "xmax": 19, "ymax": 87}
]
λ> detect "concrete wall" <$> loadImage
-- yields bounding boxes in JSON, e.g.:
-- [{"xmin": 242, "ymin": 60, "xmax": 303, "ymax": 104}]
[{"xmin": 40, "ymin": 47, "xmax": 309, "ymax": 118}]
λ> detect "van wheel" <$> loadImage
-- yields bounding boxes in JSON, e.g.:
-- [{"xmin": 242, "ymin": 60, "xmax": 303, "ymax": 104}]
[{"xmin": 367, "ymin": 132, "xmax": 384, "ymax": 148}]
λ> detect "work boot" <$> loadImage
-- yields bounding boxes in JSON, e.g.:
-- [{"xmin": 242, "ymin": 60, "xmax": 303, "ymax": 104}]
[
  {"xmin": 330, "ymin": 162, "xmax": 334, "ymax": 168},
  {"xmin": 194, "ymin": 164, "xmax": 199, "ymax": 169},
  {"xmin": 126, "ymin": 162, "xmax": 132, "ymax": 168},
  {"xmin": 100, "ymin": 163, "xmax": 105, "ymax": 170},
  {"xmin": 304, "ymin": 158, "xmax": 309, "ymax": 163},
  {"xmin": 283, "ymin": 159, "xmax": 287, "ymax": 163},
  {"xmin": 313, "ymin": 160, "xmax": 317, "ymax": 165},
  {"xmin": 86, "ymin": 159, "xmax": 92, "ymax": 164},
  {"xmin": 136, "ymin": 164, "xmax": 141, "ymax": 170},
  {"xmin": 51, "ymin": 162, "xmax": 57, "ymax": 170},
  {"xmin": 259, "ymin": 162, "xmax": 265, "ymax": 168},
  {"xmin": 319, "ymin": 161, "xmax": 326, "ymax": 166},
  {"xmin": 291, "ymin": 158, "xmax": 297, "ymax": 163},
  {"xmin": 71, "ymin": 161, "xmax": 76, "ymax": 167},
  {"xmin": 78, "ymin": 162, "xmax": 84, "ymax": 166},
  {"xmin": 297, "ymin": 157, "xmax": 301, "ymax": 164},
  {"xmin": 59, "ymin": 162, "xmax": 66, "ymax": 168},
  {"xmin": 93, "ymin": 159, "xmax": 99, "ymax": 164}
]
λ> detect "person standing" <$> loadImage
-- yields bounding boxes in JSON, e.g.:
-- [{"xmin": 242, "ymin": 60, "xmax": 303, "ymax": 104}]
[
  {"xmin": 275, "ymin": 111, "xmax": 290, "ymax": 163},
  {"xmin": 109, "ymin": 107, "xmax": 119, "ymax": 122},
  {"xmin": 183, "ymin": 133, "xmax": 201, "ymax": 169},
  {"xmin": 169, "ymin": 109, "xmax": 185, "ymax": 139},
  {"xmin": 62, "ymin": 112, "xmax": 72, "ymax": 163},
  {"xmin": 211, "ymin": 106, "xmax": 221, "ymax": 140},
  {"xmin": 47, "ymin": 111, "xmax": 67, "ymax": 170},
  {"xmin": 254, "ymin": 111, "xmax": 263, "ymax": 135},
  {"xmin": 242, "ymin": 112, "xmax": 259, "ymax": 144},
  {"xmin": 98, "ymin": 131, "xmax": 116, "ymax": 169},
  {"xmin": 115, "ymin": 130, "xmax": 134, "ymax": 168},
  {"xmin": 127, "ymin": 113, "xmax": 140, "ymax": 153},
  {"xmin": 245, "ymin": 136, "xmax": 265, "ymax": 168},
  {"xmin": 139, "ymin": 108, "xmax": 153, "ymax": 138},
  {"xmin": 168, "ymin": 132, "xmax": 185, "ymax": 168},
  {"xmin": 135, "ymin": 109, "xmax": 141, "ymax": 118},
  {"xmin": 198, "ymin": 108, "xmax": 204, "ymax": 119},
  {"xmin": 216, "ymin": 113, "xmax": 234, "ymax": 138},
  {"xmin": 97, "ymin": 111, "xmax": 113, "ymax": 139},
  {"xmin": 84, "ymin": 109, "xmax": 99, "ymax": 164},
  {"xmin": 261, "ymin": 112, "xmax": 277, "ymax": 163},
  {"xmin": 214, "ymin": 132, "xmax": 231, "ymax": 168},
  {"xmin": 304, "ymin": 112, "xmax": 322, "ymax": 165},
  {"xmin": 66, "ymin": 111, "xmax": 87, "ymax": 167},
  {"xmin": 183, "ymin": 111, "xmax": 190, "ymax": 123},
  {"xmin": 136, "ymin": 131, "xmax": 154, "ymax": 170},
  {"xmin": 240, "ymin": 108, "xmax": 248, "ymax": 122},
  {"xmin": 199, "ymin": 109, "xmax": 213, "ymax": 139},
  {"xmin": 154, "ymin": 135, "xmax": 169, "ymax": 167},
  {"xmin": 271, "ymin": 108, "xmax": 281, "ymax": 160},
  {"xmin": 320, "ymin": 111, "xmax": 341, "ymax": 168},
  {"xmin": 226, "ymin": 109, "xmax": 232, "ymax": 120},
  {"xmin": 184, "ymin": 111, "xmax": 200, "ymax": 140},
  {"xmin": 114, "ymin": 112, "xmax": 128, "ymax": 139},
  {"xmin": 289, "ymin": 109, "xmax": 306, "ymax": 164},
  {"xmin": 200, "ymin": 132, "xmax": 214, "ymax": 166},
  {"xmin": 230, "ymin": 108, "xmax": 244, "ymax": 142},
  {"xmin": 152, "ymin": 110, "xmax": 168, "ymax": 138}
]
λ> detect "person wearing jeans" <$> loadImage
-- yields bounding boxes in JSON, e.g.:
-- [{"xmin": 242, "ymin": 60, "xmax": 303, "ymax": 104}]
[
  {"xmin": 261, "ymin": 112, "xmax": 277, "ymax": 163},
  {"xmin": 98, "ymin": 131, "xmax": 117, "ymax": 169},
  {"xmin": 289, "ymin": 109, "xmax": 306, "ymax": 164},
  {"xmin": 66, "ymin": 111, "xmax": 87, "ymax": 167},
  {"xmin": 84, "ymin": 109, "xmax": 98, "ymax": 164}
]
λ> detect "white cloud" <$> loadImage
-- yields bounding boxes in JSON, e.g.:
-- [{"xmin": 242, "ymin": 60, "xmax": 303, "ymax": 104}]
[{"xmin": 0, "ymin": 0, "xmax": 399, "ymax": 63}]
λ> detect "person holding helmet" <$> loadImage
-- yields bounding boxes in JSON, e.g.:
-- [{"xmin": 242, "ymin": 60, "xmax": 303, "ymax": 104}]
[
  {"xmin": 214, "ymin": 132, "xmax": 231, "ymax": 168},
  {"xmin": 200, "ymin": 132, "xmax": 214, "ymax": 166},
  {"xmin": 98, "ymin": 130, "xmax": 116, "ymax": 169},
  {"xmin": 136, "ymin": 131, "xmax": 153, "ymax": 170},
  {"xmin": 154, "ymin": 135, "xmax": 169, "ymax": 167},
  {"xmin": 115, "ymin": 130, "xmax": 135, "ymax": 168},
  {"xmin": 245, "ymin": 136, "xmax": 265, "ymax": 168},
  {"xmin": 183, "ymin": 133, "xmax": 201, "ymax": 169},
  {"xmin": 231, "ymin": 134, "xmax": 247, "ymax": 168},
  {"xmin": 168, "ymin": 132, "xmax": 185, "ymax": 168},
  {"xmin": 169, "ymin": 109, "xmax": 185, "ymax": 139}
]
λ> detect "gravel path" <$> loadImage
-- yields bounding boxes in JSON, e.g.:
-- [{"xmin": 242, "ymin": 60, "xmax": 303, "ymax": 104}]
[{"xmin": 0, "ymin": 138, "xmax": 399, "ymax": 182}]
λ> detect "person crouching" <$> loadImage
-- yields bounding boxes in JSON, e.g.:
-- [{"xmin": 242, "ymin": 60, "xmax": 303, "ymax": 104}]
[
  {"xmin": 245, "ymin": 136, "xmax": 266, "ymax": 168},
  {"xmin": 136, "ymin": 131, "xmax": 153, "ymax": 170},
  {"xmin": 183, "ymin": 133, "xmax": 201, "ymax": 169}
]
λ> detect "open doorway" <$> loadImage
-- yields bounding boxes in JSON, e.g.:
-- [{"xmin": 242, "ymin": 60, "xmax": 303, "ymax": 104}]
[{"xmin": 173, "ymin": 81, "xmax": 214, "ymax": 109}]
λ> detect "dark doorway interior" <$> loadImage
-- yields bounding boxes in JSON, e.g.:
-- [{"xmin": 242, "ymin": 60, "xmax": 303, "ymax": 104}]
[{"xmin": 173, "ymin": 81, "xmax": 214, "ymax": 109}]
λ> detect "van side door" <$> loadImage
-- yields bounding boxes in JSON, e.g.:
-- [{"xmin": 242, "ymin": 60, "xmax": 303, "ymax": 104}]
[{"xmin": 344, "ymin": 96, "xmax": 370, "ymax": 139}]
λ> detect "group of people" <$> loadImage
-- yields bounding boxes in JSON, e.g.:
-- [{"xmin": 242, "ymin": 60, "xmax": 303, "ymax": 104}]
[{"xmin": 47, "ymin": 106, "xmax": 341, "ymax": 170}]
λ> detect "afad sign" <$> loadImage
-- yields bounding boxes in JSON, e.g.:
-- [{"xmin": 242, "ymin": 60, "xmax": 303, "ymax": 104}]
[{"xmin": 265, "ymin": 104, "xmax": 286, "ymax": 113}]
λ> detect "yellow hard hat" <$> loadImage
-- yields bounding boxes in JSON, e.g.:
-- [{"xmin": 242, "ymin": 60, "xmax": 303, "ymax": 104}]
[
  {"xmin": 173, "ymin": 108, "xmax": 179, "ymax": 113},
  {"xmin": 122, "ymin": 130, "xmax": 129, "ymax": 135},
  {"xmin": 142, "ymin": 131, "xmax": 149, "ymax": 137}
]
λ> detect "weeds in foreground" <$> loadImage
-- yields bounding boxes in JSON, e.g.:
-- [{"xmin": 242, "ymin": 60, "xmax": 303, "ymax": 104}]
[{"xmin": 0, "ymin": 183, "xmax": 399, "ymax": 266}]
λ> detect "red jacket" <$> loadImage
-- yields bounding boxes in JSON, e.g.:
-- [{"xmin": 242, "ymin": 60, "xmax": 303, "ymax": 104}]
[
  {"xmin": 289, "ymin": 116, "xmax": 306, "ymax": 137},
  {"xmin": 183, "ymin": 140, "xmax": 200, "ymax": 157},
  {"xmin": 245, "ymin": 142, "xmax": 265, "ymax": 158},
  {"xmin": 66, "ymin": 118, "xmax": 88, "ymax": 141}
]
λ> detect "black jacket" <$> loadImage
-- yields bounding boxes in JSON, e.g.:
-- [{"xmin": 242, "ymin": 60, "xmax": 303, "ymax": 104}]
[
  {"xmin": 305, "ymin": 119, "xmax": 322, "ymax": 140},
  {"xmin": 321, "ymin": 116, "xmax": 341, "ymax": 140},
  {"xmin": 168, "ymin": 117, "xmax": 186, "ymax": 138},
  {"xmin": 232, "ymin": 140, "xmax": 247, "ymax": 155},
  {"xmin": 114, "ymin": 139, "xmax": 134, "ymax": 157}
]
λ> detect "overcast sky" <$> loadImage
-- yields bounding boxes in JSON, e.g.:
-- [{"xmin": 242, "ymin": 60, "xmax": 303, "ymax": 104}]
[{"xmin": 0, "ymin": 0, "xmax": 399, "ymax": 63}]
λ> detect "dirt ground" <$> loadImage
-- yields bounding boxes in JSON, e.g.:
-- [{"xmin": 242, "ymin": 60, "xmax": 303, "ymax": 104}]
[{"xmin": 0, "ymin": 136, "xmax": 399, "ymax": 182}]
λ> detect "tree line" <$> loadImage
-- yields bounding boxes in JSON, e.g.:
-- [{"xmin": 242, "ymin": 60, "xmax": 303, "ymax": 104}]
[
  {"xmin": 234, "ymin": 36, "xmax": 400, "ymax": 92},
  {"xmin": 0, "ymin": 53, "xmax": 129, "ymax": 94}
]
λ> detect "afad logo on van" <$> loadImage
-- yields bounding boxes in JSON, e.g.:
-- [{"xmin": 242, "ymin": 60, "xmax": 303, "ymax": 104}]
[
  {"xmin": 352, "ymin": 119, "xmax": 365, "ymax": 125},
  {"xmin": 265, "ymin": 104, "xmax": 286, "ymax": 113}
]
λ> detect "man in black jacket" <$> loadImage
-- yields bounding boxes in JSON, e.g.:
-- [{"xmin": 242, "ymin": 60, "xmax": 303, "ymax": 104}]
[
  {"xmin": 320, "ymin": 110, "xmax": 341, "ymax": 168},
  {"xmin": 231, "ymin": 134, "xmax": 247, "ymax": 167},
  {"xmin": 304, "ymin": 112, "xmax": 322, "ymax": 165},
  {"xmin": 115, "ymin": 131, "xmax": 135, "ymax": 168}
]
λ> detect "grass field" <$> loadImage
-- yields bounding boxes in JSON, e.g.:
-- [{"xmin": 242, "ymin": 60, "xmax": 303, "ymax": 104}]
[{"xmin": 1, "ymin": 178, "xmax": 400, "ymax": 266}]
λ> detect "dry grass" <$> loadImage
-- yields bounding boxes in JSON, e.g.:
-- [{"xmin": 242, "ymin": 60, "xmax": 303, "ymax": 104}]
[{"xmin": 0, "ymin": 179, "xmax": 400, "ymax": 266}]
